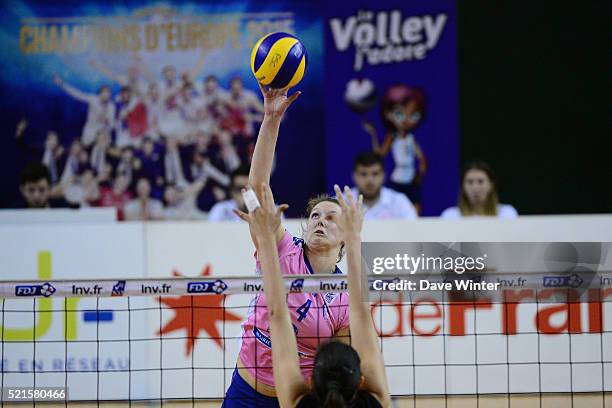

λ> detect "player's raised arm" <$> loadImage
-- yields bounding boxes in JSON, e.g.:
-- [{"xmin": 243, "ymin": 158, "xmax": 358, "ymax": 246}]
[
  {"xmin": 248, "ymin": 84, "xmax": 300, "ymax": 243},
  {"xmin": 334, "ymin": 184, "xmax": 391, "ymax": 408},
  {"xmin": 249, "ymin": 84, "xmax": 300, "ymax": 191},
  {"xmin": 234, "ymin": 183, "xmax": 306, "ymax": 407}
]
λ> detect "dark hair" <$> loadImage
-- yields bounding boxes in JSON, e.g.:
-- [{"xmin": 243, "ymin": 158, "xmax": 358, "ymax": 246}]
[
  {"xmin": 120, "ymin": 86, "xmax": 132, "ymax": 94},
  {"xmin": 230, "ymin": 165, "xmax": 250, "ymax": 187},
  {"xmin": 20, "ymin": 162, "xmax": 51, "ymax": 185},
  {"xmin": 353, "ymin": 151, "xmax": 384, "ymax": 171},
  {"xmin": 380, "ymin": 84, "xmax": 425, "ymax": 131},
  {"xmin": 311, "ymin": 341, "xmax": 361, "ymax": 407},
  {"xmin": 458, "ymin": 160, "xmax": 499, "ymax": 216},
  {"xmin": 205, "ymin": 75, "xmax": 218, "ymax": 82},
  {"xmin": 97, "ymin": 85, "xmax": 111, "ymax": 95}
]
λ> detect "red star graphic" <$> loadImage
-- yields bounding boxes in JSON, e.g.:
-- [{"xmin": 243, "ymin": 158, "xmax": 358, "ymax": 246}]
[{"xmin": 157, "ymin": 265, "xmax": 243, "ymax": 356}]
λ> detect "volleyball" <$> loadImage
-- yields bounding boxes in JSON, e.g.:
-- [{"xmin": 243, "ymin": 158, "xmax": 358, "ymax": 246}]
[{"xmin": 250, "ymin": 32, "xmax": 308, "ymax": 89}]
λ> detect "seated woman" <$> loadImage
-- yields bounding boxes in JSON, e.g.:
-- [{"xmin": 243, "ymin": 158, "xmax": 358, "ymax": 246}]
[
  {"xmin": 441, "ymin": 160, "xmax": 518, "ymax": 219},
  {"xmin": 233, "ymin": 182, "xmax": 390, "ymax": 407}
]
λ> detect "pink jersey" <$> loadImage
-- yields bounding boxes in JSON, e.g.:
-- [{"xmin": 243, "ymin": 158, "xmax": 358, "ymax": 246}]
[{"xmin": 238, "ymin": 231, "xmax": 350, "ymax": 387}]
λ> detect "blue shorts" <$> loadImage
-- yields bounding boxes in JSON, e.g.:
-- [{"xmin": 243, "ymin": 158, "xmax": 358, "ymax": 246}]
[{"xmin": 221, "ymin": 368, "xmax": 280, "ymax": 408}]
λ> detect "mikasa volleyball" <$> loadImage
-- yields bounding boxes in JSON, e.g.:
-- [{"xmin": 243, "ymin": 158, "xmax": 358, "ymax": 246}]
[{"xmin": 250, "ymin": 32, "xmax": 308, "ymax": 89}]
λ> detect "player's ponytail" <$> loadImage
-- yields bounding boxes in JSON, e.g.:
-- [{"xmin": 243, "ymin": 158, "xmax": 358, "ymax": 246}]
[
  {"xmin": 313, "ymin": 341, "xmax": 361, "ymax": 407},
  {"xmin": 323, "ymin": 383, "xmax": 346, "ymax": 408}
]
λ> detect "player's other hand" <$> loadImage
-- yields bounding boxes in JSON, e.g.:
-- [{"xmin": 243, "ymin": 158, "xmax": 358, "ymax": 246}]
[
  {"xmin": 53, "ymin": 75, "xmax": 63, "ymax": 86},
  {"xmin": 334, "ymin": 184, "xmax": 364, "ymax": 241},
  {"xmin": 258, "ymin": 82, "xmax": 301, "ymax": 118}
]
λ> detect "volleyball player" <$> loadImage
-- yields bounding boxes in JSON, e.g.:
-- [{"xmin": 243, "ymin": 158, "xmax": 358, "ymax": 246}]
[
  {"xmin": 221, "ymin": 86, "xmax": 351, "ymax": 407},
  {"xmin": 234, "ymin": 182, "xmax": 391, "ymax": 407}
]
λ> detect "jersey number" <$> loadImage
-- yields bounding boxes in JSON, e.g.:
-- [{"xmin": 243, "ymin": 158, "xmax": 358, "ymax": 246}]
[{"xmin": 296, "ymin": 299, "xmax": 312, "ymax": 322}]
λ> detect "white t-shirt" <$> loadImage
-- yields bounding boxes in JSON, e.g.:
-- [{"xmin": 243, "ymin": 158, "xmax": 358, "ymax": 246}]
[
  {"xmin": 208, "ymin": 200, "xmax": 241, "ymax": 222},
  {"xmin": 207, "ymin": 199, "xmax": 286, "ymax": 222},
  {"xmin": 351, "ymin": 187, "xmax": 417, "ymax": 220},
  {"xmin": 124, "ymin": 199, "xmax": 164, "ymax": 221},
  {"xmin": 440, "ymin": 204, "xmax": 518, "ymax": 219}
]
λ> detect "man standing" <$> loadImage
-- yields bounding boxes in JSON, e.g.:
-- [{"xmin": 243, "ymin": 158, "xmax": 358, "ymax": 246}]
[{"xmin": 207, "ymin": 165, "xmax": 249, "ymax": 222}]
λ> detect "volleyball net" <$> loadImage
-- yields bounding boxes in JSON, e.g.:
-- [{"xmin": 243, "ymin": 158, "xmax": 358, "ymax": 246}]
[{"xmin": 1, "ymin": 271, "xmax": 611, "ymax": 405}]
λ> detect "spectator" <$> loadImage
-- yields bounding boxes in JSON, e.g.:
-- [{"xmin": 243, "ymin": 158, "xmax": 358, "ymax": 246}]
[
  {"xmin": 15, "ymin": 162, "xmax": 71, "ymax": 208},
  {"xmin": 90, "ymin": 129, "xmax": 112, "ymax": 176},
  {"xmin": 124, "ymin": 177, "xmax": 163, "ymax": 221},
  {"xmin": 217, "ymin": 130, "xmax": 241, "ymax": 173},
  {"xmin": 115, "ymin": 86, "xmax": 148, "ymax": 148},
  {"xmin": 350, "ymin": 152, "xmax": 417, "ymax": 220},
  {"xmin": 162, "ymin": 180, "xmax": 206, "ymax": 220},
  {"xmin": 115, "ymin": 146, "xmax": 140, "ymax": 187},
  {"xmin": 96, "ymin": 162, "xmax": 114, "ymax": 187},
  {"xmin": 177, "ymin": 82, "xmax": 200, "ymax": 140},
  {"xmin": 53, "ymin": 75, "xmax": 115, "ymax": 147},
  {"xmin": 60, "ymin": 140, "xmax": 87, "ymax": 185},
  {"xmin": 15, "ymin": 118, "xmax": 65, "ymax": 186},
  {"xmin": 135, "ymin": 136, "xmax": 164, "ymax": 195},
  {"xmin": 208, "ymin": 165, "xmax": 250, "ymax": 221},
  {"xmin": 197, "ymin": 75, "xmax": 230, "ymax": 112},
  {"xmin": 441, "ymin": 160, "xmax": 518, "ymax": 218},
  {"xmin": 157, "ymin": 65, "xmax": 184, "ymax": 140},
  {"xmin": 144, "ymin": 82, "xmax": 163, "ymax": 140},
  {"xmin": 89, "ymin": 56, "xmax": 151, "ymax": 97},
  {"xmin": 163, "ymin": 137, "xmax": 188, "ymax": 188},
  {"xmin": 223, "ymin": 76, "xmax": 264, "ymax": 137},
  {"xmin": 97, "ymin": 174, "xmax": 133, "ymax": 220},
  {"xmin": 63, "ymin": 167, "xmax": 100, "ymax": 207},
  {"xmin": 190, "ymin": 147, "xmax": 231, "ymax": 211}
]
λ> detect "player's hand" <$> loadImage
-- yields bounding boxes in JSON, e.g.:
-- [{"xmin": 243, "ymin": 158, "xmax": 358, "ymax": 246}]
[
  {"xmin": 258, "ymin": 82, "xmax": 301, "ymax": 118},
  {"xmin": 234, "ymin": 182, "xmax": 288, "ymax": 239},
  {"xmin": 333, "ymin": 184, "xmax": 364, "ymax": 241},
  {"xmin": 53, "ymin": 75, "xmax": 63, "ymax": 86}
]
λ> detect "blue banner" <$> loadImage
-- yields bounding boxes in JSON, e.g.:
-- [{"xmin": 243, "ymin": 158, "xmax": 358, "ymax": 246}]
[{"xmin": 323, "ymin": 0, "xmax": 458, "ymax": 216}]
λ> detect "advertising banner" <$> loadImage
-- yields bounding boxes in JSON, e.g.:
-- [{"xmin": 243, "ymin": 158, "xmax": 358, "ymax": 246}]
[{"xmin": 323, "ymin": 0, "xmax": 459, "ymax": 215}]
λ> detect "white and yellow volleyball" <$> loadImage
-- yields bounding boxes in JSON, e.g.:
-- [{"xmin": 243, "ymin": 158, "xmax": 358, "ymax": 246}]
[{"xmin": 250, "ymin": 32, "xmax": 308, "ymax": 89}]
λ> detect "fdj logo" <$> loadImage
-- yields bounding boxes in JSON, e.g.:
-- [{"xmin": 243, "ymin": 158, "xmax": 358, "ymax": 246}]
[
  {"xmin": 15, "ymin": 282, "xmax": 56, "ymax": 297},
  {"xmin": 1, "ymin": 252, "xmax": 80, "ymax": 341},
  {"xmin": 543, "ymin": 274, "xmax": 584, "ymax": 288},
  {"xmin": 187, "ymin": 280, "xmax": 227, "ymax": 295}
]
